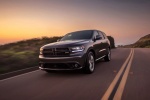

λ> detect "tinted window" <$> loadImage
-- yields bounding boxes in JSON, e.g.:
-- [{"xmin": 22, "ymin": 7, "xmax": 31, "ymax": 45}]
[
  {"xmin": 101, "ymin": 32, "xmax": 107, "ymax": 39},
  {"xmin": 98, "ymin": 31, "xmax": 104, "ymax": 39},
  {"xmin": 94, "ymin": 31, "xmax": 99, "ymax": 37},
  {"xmin": 60, "ymin": 30, "xmax": 93, "ymax": 41}
]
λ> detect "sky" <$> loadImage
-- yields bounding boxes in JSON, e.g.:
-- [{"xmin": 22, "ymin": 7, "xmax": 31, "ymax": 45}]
[{"xmin": 0, "ymin": 0, "xmax": 150, "ymax": 45}]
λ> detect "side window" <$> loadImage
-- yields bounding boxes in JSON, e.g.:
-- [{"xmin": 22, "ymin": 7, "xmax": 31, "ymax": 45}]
[
  {"xmin": 93, "ymin": 31, "xmax": 99, "ymax": 38},
  {"xmin": 98, "ymin": 31, "xmax": 104, "ymax": 39},
  {"xmin": 102, "ymin": 32, "xmax": 107, "ymax": 39}
]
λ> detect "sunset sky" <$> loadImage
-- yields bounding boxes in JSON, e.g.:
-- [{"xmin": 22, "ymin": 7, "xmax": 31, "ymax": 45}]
[{"xmin": 0, "ymin": 0, "xmax": 150, "ymax": 45}]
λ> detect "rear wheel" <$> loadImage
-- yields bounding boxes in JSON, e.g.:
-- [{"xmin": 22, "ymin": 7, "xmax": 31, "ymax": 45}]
[
  {"xmin": 104, "ymin": 48, "xmax": 111, "ymax": 61},
  {"xmin": 84, "ymin": 52, "xmax": 95, "ymax": 74}
]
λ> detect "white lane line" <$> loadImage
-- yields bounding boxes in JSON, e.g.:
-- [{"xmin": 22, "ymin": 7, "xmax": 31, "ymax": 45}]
[
  {"xmin": 0, "ymin": 66, "xmax": 38, "ymax": 76},
  {"xmin": 113, "ymin": 49, "xmax": 134, "ymax": 100},
  {"xmin": 0, "ymin": 70, "xmax": 39, "ymax": 82},
  {"xmin": 101, "ymin": 49, "xmax": 133, "ymax": 100}
]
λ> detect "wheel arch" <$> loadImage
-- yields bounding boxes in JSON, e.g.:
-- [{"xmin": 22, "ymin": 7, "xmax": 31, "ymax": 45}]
[{"xmin": 86, "ymin": 48, "xmax": 96, "ymax": 60}]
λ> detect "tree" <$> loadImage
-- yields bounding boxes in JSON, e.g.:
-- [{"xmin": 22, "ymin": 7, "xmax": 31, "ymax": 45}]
[{"xmin": 107, "ymin": 36, "xmax": 115, "ymax": 48}]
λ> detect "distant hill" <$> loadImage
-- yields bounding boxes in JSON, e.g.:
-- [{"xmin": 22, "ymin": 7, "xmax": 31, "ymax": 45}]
[
  {"xmin": 124, "ymin": 34, "xmax": 150, "ymax": 48},
  {"xmin": 0, "ymin": 35, "xmax": 115, "ymax": 74}
]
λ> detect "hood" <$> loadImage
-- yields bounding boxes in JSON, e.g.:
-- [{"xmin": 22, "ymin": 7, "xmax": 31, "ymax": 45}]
[{"xmin": 42, "ymin": 40, "xmax": 90, "ymax": 48}]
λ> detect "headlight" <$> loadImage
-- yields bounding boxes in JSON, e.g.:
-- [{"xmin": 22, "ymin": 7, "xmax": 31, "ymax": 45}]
[
  {"xmin": 70, "ymin": 46, "xmax": 85, "ymax": 53},
  {"xmin": 40, "ymin": 48, "xmax": 43, "ymax": 55}
]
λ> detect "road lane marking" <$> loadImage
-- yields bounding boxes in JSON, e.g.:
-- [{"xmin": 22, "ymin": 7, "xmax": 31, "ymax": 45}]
[
  {"xmin": 101, "ymin": 49, "xmax": 133, "ymax": 100},
  {"xmin": 113, "ymin": 49, "xmax": 134, "ymax": 100},
  {"xmin": 0, "ymin": 70, "xmax": 39, "ymax": 82},
  {"xmin": 0, "ymin": 66, "xmax": 38, "ymax": 76}
]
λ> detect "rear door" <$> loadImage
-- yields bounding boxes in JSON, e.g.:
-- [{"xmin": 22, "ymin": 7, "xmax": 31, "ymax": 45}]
[
  {"xmin": 97, "ymin": 31, "xmax": 106, "ymax": 57},
  {"xmin": 98, "ymin": 31, "xmax": 109, "ymax": 55}
]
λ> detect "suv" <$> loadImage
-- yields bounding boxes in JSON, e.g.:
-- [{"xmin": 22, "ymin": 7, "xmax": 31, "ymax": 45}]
[{"xmin": 39, "ymin": 30, "xmax": 111, "ymax": 74}]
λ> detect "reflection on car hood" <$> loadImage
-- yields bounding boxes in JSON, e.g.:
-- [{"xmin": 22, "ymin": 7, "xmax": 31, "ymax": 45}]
[{"xmin": 43, "ymin": 40, "xmax": 90, "ymax": 48}]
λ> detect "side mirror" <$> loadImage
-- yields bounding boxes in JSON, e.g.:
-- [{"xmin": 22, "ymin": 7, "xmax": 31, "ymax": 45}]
[{"xmin": 95, "ymin": 35, "xmax": 102, "ymax": 41}]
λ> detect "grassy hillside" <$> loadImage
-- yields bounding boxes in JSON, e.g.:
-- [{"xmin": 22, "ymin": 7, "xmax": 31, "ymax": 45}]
[
  {"xmin": 0, "ymin": 37, "xmax": 61, "ymax": 74},
  {"xmin": 0, "ymin": 35, "xmax": 115, "ymax": 74},
  {"xmin": 124, "ymin": 34, "xmax": 150, "ymax": 48}
]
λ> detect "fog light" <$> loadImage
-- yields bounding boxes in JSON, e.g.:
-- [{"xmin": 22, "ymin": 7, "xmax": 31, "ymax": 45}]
[
  {"xmin": 75, "ymin": 64, "xmax": 78, "ymax": 68},
  {"xmin": 40, "ymin": 63, "xmax": 43, "ymax": 67}
]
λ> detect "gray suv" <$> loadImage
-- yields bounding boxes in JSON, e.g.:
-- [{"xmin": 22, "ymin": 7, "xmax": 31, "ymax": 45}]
[{"xmin": 39, "ymin": 30, "xmax": 111, "ymax": 74}]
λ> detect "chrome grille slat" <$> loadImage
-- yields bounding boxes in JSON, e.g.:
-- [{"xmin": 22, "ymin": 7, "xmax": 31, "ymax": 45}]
[{"xmin": 43, "ymin": 48, "xmax": 70, "ymax": 57}]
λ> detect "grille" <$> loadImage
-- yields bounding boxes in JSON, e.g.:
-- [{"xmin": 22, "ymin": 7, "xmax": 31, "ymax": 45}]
[{"xmin": 43, "ymin": 48, "xmax": 70, "ymax": 57}]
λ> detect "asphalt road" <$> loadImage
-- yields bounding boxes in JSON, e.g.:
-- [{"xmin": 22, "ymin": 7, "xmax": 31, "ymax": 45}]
[{"xmin": 0, "ymin": 48, "xmax": 150, "ymax": 100}]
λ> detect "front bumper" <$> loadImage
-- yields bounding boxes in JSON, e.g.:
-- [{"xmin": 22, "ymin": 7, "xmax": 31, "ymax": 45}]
[{"xmin": 39, "ymin": 55, "xmax": 85, "ymax": 70}]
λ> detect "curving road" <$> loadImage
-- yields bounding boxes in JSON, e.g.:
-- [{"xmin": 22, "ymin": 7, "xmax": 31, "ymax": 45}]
[{"xmin": 0, "ymin": 48, "xmax": 150, "ymax": 100}]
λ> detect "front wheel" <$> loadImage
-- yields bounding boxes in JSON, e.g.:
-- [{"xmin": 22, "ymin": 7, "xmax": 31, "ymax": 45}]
[
  {"xmin": 104, "ymin": 48, "xmax": 111, "ymax": 62},
  {"xmin": 84, "ymin": 52, "xmax": 95, "ymax": 74}
]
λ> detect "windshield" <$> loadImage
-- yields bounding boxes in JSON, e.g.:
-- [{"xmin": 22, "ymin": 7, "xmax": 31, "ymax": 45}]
[{"xmin": 60, "ymin": 30, "xmax": 93, "ymax": 41}]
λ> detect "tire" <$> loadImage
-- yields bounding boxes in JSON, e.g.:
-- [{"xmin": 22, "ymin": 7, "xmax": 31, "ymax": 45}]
[
  {"xmin": 84, "ymin": 52, "xmax": 95, "ymax": 74},
  {"xmin": 104, "ymin": 48, "xmax": 111, "ymax": 62}
]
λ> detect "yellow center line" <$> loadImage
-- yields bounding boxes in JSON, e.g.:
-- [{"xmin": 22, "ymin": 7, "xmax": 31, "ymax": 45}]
[
  {"xmin": 101, "ymin": 48, "xmax": 133, "ymax": 100},
  {"xmin": 113, "ymin": 49, "xmax": 134, "ymax": 100}
]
